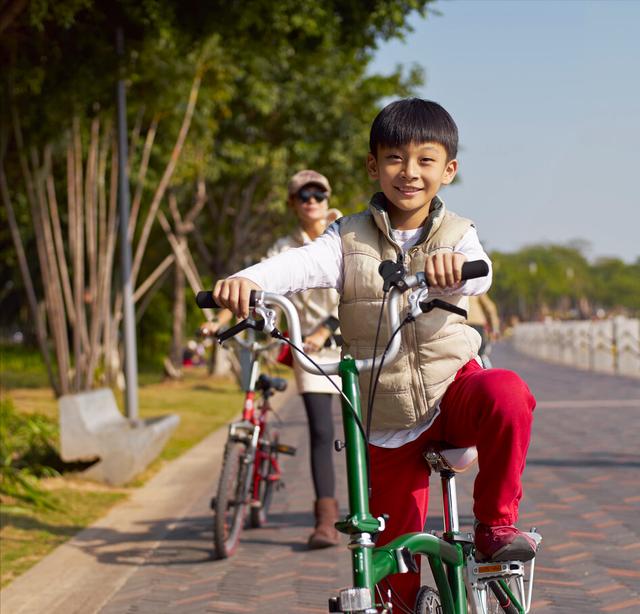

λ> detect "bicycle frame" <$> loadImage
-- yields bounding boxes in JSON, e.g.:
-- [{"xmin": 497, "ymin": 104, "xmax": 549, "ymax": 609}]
[
  {"xmin": 224, "ymin": 334, "xmax": 285, "ymax": 514},
  {"xmin": 204, "ymin": 269, "xmax": 536, "ymax": 613},
  {"xmin": 334, "ymin": 357, "xmax": 469, "ymax": 614},
  {"xmin": 198, "ymin": 262, "xmax": 541, "ymax": 614},
  {"xmin": 251, "ymin": 288, "xmax": 472, "ymax": 613}
]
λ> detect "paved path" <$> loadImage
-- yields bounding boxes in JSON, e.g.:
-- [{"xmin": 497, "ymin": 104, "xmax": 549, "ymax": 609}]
[{"xmin": 1, "ymin": 343, "xmax": 638, "ymax": 613}]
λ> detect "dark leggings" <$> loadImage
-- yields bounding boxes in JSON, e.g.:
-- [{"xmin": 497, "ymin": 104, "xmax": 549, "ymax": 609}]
[{"xmin": 301, "ymin": 392, "xmax": 335, "ymax": 499}]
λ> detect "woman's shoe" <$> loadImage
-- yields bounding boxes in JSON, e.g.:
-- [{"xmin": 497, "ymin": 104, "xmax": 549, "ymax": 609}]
[{"xmin": 308, "ymin": 497, "xmax": 340, "ymax": 549}]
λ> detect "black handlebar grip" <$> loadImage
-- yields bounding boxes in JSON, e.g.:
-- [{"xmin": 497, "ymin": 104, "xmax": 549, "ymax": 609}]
[
  {"xmin": 195, "ymin": 289, "xmax": 259, "ymax": 309},
  {"xmin": 460, "ymin": 260, "xmax": 489, "ymax": 280},
  {"xmin": 196, "ymin": 291, "xmax": 219, "ymax": 309}
]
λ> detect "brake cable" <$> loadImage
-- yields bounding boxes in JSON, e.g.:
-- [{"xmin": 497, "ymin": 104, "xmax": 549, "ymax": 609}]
[{"xmin": 268, "ymin": 329, "xmax": 369, "ymax": 449}]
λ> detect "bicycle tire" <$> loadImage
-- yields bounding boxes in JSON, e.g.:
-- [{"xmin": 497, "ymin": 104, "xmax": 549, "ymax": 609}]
[
  {"xmin": 485, "ymin": 579, "xmax": 520, "ymax": 614},
  {"xmin": 414, "ymin": 585, "xmax": 441, "ymax": 613},
  {"xmin": 249, "ymin": 427, "xmax": 279, "ymax": 528},
  {"xmin": 213, "ymin": 440, "xmax": 250, "ymax": 558}
]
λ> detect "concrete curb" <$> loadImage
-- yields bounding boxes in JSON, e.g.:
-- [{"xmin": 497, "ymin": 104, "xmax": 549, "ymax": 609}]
[{"xmin": 0, "ymin": 384, "xmax": 296, "ymax": 614}]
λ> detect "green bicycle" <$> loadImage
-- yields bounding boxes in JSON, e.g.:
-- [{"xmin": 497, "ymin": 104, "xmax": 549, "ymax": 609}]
[{"xmin": 196, "ymin": 260, "xmax": 541, "ymax": 614}]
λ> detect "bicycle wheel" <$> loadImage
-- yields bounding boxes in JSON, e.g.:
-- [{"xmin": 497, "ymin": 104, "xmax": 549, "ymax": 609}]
[
  {"xmin": 213, "ymin": 440, "xmax": 250, "ymax": 558},
  {"xmin": 249, "ymin": 428, "xmax": 279, "ymax": 528},
  {"xmin": 415, "ymin": 585, "xmax": 441, "ymax": 613}
]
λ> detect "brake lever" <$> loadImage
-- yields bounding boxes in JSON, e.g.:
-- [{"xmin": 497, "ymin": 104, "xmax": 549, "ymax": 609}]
[
  {"xmin": 251, "ymin": 298, "xmax": 277, "ymax": 333},
  {"xmin": 407, "ymin": 284, "xmax": 430, "ymax": 320}
]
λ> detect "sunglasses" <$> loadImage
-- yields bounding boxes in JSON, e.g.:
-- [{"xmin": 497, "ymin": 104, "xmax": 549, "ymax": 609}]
[{"xmin": 297, "ymin": 189, "xmax": 328, "ymax": 203}]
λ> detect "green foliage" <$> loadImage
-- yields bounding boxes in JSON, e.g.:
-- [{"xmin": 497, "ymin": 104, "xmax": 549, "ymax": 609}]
[
  {"xmin": 591, "ymin": 257, "xmax": 640, "ymax": 314},
  {"xmin": 0, "ymin": 398, "xmax": 60, "ymax": 508},
  {"xmin": 0, "ymin": 343, "xmax": 51, "ymax": 389},
  {"xmin": 0, "ymin": 0, "xmax": 434, "ymax": 373},
  {"xmin": 490, "ymin": 243, "xmax": 640, "ymax": 321}
]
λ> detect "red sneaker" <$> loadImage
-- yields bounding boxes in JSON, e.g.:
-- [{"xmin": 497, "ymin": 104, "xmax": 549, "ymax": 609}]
[{"xmin": 474, "ymin": 523, "xmax": 537, "ymax": 562}]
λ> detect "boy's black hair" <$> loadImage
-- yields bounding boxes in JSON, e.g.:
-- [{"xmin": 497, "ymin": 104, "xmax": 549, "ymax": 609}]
[{"xmin": 369, "ymin": 98, "xmax": 458, "ymax": 161}]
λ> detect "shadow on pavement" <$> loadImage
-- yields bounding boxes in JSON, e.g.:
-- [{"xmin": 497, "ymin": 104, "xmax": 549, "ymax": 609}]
[
  {"xmin": 527, "ymin": 453, "xmax": 640, "ymax": 469},
  {"xmin": 70, "ymin": 515, "xmax": 215, "ymax": 567},
  {"xmin": 69, "ymin": 508, "xmax": 320, "ymax": 567}
]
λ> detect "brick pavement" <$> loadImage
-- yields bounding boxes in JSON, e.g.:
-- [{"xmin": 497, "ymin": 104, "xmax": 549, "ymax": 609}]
[
  {"xmin": 98, "ymin": 392, "xmax": 352, "ymax": 614},
  {"xmin": 99, "ymin": 343, "xmax": 639, "ymax": 614},
  {"xmin": 2, "ymin": 343, "xmax": 639, "ymax": 613}
]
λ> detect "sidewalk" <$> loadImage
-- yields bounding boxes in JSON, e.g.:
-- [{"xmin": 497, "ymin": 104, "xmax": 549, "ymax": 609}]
[
  {"xmin": 1, "ymin": 343, "xmax": 639, "ymax": 613},
  {"xmin": 0, "ymin": 384, "xmax": 315, "ymax": 613}
]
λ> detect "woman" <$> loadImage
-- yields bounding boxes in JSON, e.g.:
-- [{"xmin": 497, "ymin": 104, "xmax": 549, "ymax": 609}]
[
  {"xmin": 205, "ymin": 169, "xmax": 341, "ymax": 548},
  {"xmin": 267, "ymin": 169, "xmax": 341, "ymax": 549}
]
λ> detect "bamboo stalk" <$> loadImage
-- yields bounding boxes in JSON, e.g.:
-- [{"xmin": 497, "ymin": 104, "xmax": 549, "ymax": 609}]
[
  {"xmin": 135, "ymin": 264, "xmax": 172, "ymax": 322},
  {"xmin": 133, "ymin": 253, "xmax": 175, "ymax": 303},
  {"xmin": 65, "ymin": 136, "xmax": 82, "ymax": 389},
  {"xmin": 85, "ymin": 118, "xmax": 99, "ymax": 314},
  {"xmin": 103, "ymin": 135, "xmax": 120, "ymax": 385},
  {"xmin": 28, "ymin": 147, "xmax": 69, "ymax": 394},
  {"xmin": 12, "ymin": 107, "xmax": 69, "ymax": 394},
  {"xmin": 130, "ymin": 74, "xmax": 202, "ymax": 288},
  {"xmin": 183, "ymin": 176, "xmax": 207, "ymax": 226},
  {"xmin": 128, "ymin": 114, "xmax": 158, "ymax": 241},
  {"xmin": 44, "ymin": 145, "xmax": 76, "ymax": 324},
  {"xmin": 33, "ymin": 147, "xmax": 72, "ymax": 392},
  {"xmin": 0, "ymin": 165, "xmax": 61, "ymax": 396},
  {"xmin": 84, "ymin": 118, "xmax": 102, "ymax": 389},
  {"xmin": 170, "ymin": 238, "xmax": 186, "ymax": 370},
  {"xmin": 157, "ymin": 209, "xmax": 212, "ymax": 320},
  {"xmin": 72, "ymin": 118, "xmax": 85, "ymax": 390},
  {"xmin": 91, "ymin": 120, "xmax": 111, "ymax": 384}
]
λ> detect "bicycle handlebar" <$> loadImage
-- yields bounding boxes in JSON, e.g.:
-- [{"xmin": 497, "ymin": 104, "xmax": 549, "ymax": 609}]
[
  {"xmin": 195, "ymin": 261, "xmax": 488, "ymax": 310},
  {"xmin": 458, "ymin": 259, "xmax": 489, "ymax": 280},
  {"xmin": 195, "ymin": 259, "xmax": 489, "ymax": 376},
  {"xmin": 196, "ymin": 289, "xmax": 260, "ymax": 310}
]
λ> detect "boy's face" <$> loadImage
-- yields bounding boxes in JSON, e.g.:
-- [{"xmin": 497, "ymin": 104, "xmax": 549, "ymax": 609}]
[{"xmin": 366, "ymin": 142, "xmax": 458, "ymax": 230}]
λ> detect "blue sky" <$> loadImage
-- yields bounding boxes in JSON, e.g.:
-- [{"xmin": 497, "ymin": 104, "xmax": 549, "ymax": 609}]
[{"xmin": 369, "ymin": 0, "xmax": 639, "ymax": 262}]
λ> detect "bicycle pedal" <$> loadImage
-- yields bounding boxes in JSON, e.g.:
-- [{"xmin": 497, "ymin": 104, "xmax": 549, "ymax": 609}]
[{"xmin": 276, "ymin": 443, "xmax": 297, "ymax": 456}]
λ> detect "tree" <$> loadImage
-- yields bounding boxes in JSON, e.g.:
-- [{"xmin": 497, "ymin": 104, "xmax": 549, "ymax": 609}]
[
  {"xmin": 1, "ymin": 0, "xmax": 435, "ymax": 388},
  {"xmin": 490, "ymin": 243, "xmax": 639, "ymax": 322}
]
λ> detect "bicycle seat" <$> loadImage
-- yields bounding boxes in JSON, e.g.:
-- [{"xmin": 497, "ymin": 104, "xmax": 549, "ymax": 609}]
[
  {"xmin": 256, "ymin": 374, "xmax": 288, "ymax": 393},
  {"xmin": 424, "ymin": 446, "xmax": 478, "ymax": 474}
]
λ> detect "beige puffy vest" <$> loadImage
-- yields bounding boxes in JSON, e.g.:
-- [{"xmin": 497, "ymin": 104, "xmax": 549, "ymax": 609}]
[{"xmin": 338, "ymin": 193, "xmax": 481, "ymax": 430}]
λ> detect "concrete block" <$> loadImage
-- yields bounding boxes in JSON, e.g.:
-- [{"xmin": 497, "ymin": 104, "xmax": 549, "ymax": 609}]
[{"xmin": 59, "ymin": 388, "xmax": 180, "ymax": 486}]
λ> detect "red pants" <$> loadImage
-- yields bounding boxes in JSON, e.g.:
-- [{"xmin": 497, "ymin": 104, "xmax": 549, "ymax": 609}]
[{"xmin": 368, "ymin": 360, "xmax": 535, "ymax": 609}]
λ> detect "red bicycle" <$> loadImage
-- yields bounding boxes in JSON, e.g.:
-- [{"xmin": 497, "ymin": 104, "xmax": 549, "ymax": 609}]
[{"xmin": 208, "ymin": 324, "xmax": 296, "ymax": 559}]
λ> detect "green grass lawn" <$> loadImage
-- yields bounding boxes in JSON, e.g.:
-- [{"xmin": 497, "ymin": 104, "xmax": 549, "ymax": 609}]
[
  {"xmin": 1, "ymin": 487, "xmax": 127, "ymax": 588},
  {"xmin": 0, "ymin": 343, "xmax": 279, "ymax": 588}
]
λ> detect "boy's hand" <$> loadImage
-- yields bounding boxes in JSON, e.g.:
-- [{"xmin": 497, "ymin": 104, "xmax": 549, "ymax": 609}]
[
  {"xmin": 424, "ymin": 252, "xmax": 467, "ymax": 289},
  {"xmin": 213, "ymin": 277, "xmax": 262, "ymax": 319}
]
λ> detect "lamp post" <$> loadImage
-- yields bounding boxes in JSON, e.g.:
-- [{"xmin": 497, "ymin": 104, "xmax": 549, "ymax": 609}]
[{"xmin": 116, "ymin": 27, "xmax": 139, "ymax": 422}]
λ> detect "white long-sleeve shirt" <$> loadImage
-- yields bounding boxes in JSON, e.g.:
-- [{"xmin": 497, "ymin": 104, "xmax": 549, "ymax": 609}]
[{"xmin": 235, "ymin": 221, "xmax": 492, "ymax": 448}]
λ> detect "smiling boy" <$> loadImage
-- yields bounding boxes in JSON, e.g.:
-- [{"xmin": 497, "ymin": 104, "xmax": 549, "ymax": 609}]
[{"xmin": 213, "ymin": 98, "xmax": 536, "ymax": 609}]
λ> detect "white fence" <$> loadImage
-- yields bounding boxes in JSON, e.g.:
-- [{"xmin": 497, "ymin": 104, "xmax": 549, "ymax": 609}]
[{"xmin": 512, "ymin": 317, "xmax": 640, "ymax": 378}]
